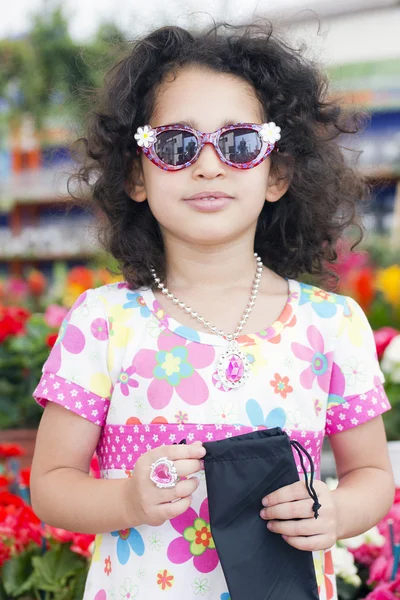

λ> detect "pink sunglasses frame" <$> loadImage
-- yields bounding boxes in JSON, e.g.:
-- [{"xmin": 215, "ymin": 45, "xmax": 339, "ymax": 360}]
[{"xmin": 135, "ymin": 122, "xmax": 279, "ymax": 171}]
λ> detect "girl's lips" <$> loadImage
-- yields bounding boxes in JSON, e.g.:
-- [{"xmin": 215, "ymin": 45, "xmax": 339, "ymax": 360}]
[{"xmin": 184, "ymin": 197, "xmax": 233, "ymax": 212}]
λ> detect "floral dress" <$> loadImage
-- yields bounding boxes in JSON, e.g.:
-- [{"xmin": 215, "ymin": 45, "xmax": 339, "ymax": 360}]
[{"xmin": 33, "ymin": 279, "xmax": 391, "ymax": 600}]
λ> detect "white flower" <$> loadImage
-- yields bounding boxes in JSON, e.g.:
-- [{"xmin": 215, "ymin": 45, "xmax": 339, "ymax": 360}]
[
  {"xmin": 119, "ymin": 578, "xmax": 138, "ymax": 600},
  {"xmin": 212, "ymin": 400, "xmax": 239, "ymax": 424},
  {"xmin": 332, "ymin": 545, "xmax": 361, "ymax": 587},
  {"xmin": 342, "ymin": 357, "xmax": 368, "ymax": 386},
  {"xmin": 259, "ymin": 122, "xmax": 281, "ymax": 144},
  {"xmin": 382, "ymin": 335, "xmax": 400, "ymax": 383},
  {"xmin": 340, "ymin": 526, "xmax": 385, "ymax": 550},
  {"xmin": 192, "ymin": 577, "xmax": 210, "ymax": 596},
  {"xmin": 148, "ymin": 532, "xmax": 164, "ymax": 551},
  {"xmin": 134, "ymin": 125, "xmax": 156, "ymax": 148}
]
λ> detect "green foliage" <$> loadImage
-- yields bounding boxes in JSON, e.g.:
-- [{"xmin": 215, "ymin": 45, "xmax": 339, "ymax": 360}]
[
  {"xmin": 0, "ymin": 314, "xmax": 53, "ymax": 429},
  {"xmin": 0, "ymin": 5, "xmax": 127, "ymax": 128},
  {"xmin": 2, "ymin": 545, "xmax": 89, "ymax": 600},
  {"xmin": 383, "ymin": 381, "xmax": 400, "ymax": 441}
]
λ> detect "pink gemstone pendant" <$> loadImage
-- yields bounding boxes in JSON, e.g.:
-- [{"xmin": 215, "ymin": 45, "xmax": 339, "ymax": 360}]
[
  {"xmin": 217, "ymin": 340, "xmax": 250, "ymax": 389},
  {"xmin": 150, "ymin": 457, "xmax": 178, "ymax": 488}
]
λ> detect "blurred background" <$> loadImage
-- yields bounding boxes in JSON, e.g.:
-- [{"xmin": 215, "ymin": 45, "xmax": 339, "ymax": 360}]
[{"xmin": 0, "ymin": 2, "xmax": 400, "ymax": 597}]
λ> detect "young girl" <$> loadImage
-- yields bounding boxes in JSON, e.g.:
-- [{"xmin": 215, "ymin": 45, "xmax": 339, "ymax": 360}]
[{"xmin": 30, "ymin": 21, "xmax": 395, "ymax": 600}]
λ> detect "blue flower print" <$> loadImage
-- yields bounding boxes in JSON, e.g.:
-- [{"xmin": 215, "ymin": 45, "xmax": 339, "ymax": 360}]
[
  {"xmin": 221, "ymin": 594, "xmax": 231, "ymax": 600},
  {"xmin": 299, "ymin": 283, "xmax": 345, "ymax": 319},
  {"xmin": 246, "ymin": 398, "xmax": 287, "ymax": 429},
  {"xmin": 123, "ymin": 292, "xmax": 151, "ymax": 317},
  {"xmin": 111, "ymin": 528, "xmax": 145, "ymax": 564}
]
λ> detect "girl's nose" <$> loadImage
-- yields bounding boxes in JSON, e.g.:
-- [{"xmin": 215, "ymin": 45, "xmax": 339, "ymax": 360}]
[{"xmin": 191, "ymin": 142, "xmax": 226, "ymax": 179}]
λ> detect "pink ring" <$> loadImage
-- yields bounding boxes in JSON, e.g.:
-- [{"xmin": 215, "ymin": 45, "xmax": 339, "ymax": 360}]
[{"xmin": 150, "ymin": 457, "xmax": 178, "ymax": 489}]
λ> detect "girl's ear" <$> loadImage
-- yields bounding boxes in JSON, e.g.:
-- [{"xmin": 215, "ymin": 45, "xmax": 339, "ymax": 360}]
[
  {"xmin": 265, "ymin": 165, "xmax": 291, "ymax": 204},
  {"xmin": 125, "ymin": 160, "xmax": 147, "ymax": 203}
]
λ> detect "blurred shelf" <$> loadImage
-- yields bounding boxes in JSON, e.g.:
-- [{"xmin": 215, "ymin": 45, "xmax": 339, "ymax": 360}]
[{"xmin": 0, "ymin": 253, "xmax": 98, "ymax": 263}]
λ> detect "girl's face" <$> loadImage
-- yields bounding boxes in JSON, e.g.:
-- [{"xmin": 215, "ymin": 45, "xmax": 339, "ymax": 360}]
[{"xmin": 130, "ymin": 66, "xmax": 288, "ymax": 248}]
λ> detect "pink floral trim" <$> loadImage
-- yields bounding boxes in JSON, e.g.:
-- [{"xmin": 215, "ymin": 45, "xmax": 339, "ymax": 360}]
[
  {"xmin": 325, "ymin": 385, "xmax": 391, "ymax": 435},
  {"xmin": 97, "ymin": 423, "xmax": 324, "ymax": 475},
  {"xmin": 33, "ymin": 371, "xmax": 110, "ymax": 426}
]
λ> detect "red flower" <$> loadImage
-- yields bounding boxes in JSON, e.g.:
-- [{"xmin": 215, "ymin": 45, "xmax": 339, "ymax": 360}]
[
  {"xmin": 20, "ymin": 468, "xmax": 31, "ymax": 488},
  {"xmin": 104, "ymin": 555, "xmax": 112, "ymax": 576},
  {"xmin": 27, "ymin": 270, "xmax": 47, "ymax": 296},
  {"xmin": 195, "ymin": 526, "xmax": 213, "ymax": 548},
  {"xmin": 157, "ymin": 569, "xmax": 174, "ymax": 590},
  {"xmin": 67, "ymin": 266, "xmax": 95, "ymax": 290},
  {"xmin": 46, "ymin": 333, "xmax": 58, "ymax": 348},
  {"xmin": 44, "ymin": 526, "xmax": 74, "ymax": 543},
  {"xmin": 0, "ymin": 307, "xmax": 30, "ymax": 342},
  {"xmin": 0, "ymin": 475, "xmax": 10, "ymax": 488},
  {"xmin": 71, "ymin": 533, "xmax": 95, "ymax": 558},
  {"xmin": 353, "ymin": 267, "xmax": 375, "ymax": 312},
  {"xmin": 374, "ymin": 327, "xmax": 400, "ymax": 360},
  {"xmin": 0, "ymin": 492, "xmax": 25, "ymax": 508},
  {"xmin": 0, "ymin": 444, "xmax": 25, "ymax": 459},
  {"xmin": 270, "ymin": 373, "xmax": 293, "ymax": 399}
]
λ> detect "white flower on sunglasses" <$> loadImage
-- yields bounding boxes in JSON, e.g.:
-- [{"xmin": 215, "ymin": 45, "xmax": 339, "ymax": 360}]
[
  {"xmin": 134, "ymin": 125, "xmax": 156, "ymax": 148},
  {"xmin": 259, "ymin": 122, "xmax": 281, "ymax": 144}
]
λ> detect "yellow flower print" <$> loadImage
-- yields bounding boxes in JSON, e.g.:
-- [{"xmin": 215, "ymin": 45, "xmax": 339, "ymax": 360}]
[
  {"xmin": 303, "ymin": 287, "xmax": 337, "ymax": 305},
  {"xmin": 313, "ymin": 550, "xmax": 324, "ymax": 589},
  {"xmin": 98, "ymin": 297, "xmax": 135, "ymax": 372},
  {"xmin": 90, "ymin": 372, "xmax": 112, "ymax": 399},
  {"xmin": 91, "ymin": 534, "xmax": 103, "ymax": 563},
  {"xmin": 162, "ymin": 353, "xmax": 182, "ymax": 376},
  {"xmin": 338, "ymin": 299, "xmax": 366, "ymax": 347},
  {"xmin": 245, "ymin": 341, "xmax": 268, "ymax": 376}
]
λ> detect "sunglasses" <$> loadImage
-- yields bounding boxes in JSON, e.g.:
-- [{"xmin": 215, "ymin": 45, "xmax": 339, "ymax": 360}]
[{"xmin": 134, "ymin": 121, "xmax": 281, "ymax": 171}]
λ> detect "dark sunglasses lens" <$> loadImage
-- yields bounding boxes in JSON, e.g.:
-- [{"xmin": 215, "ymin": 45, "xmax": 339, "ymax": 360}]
[
  {"xmin": 218, "ymin": 128, "xmax": 262, "ymax": 164},
  {"xmin": 155, "ymin": 130, "xmax": 198, "ymax": 166}
]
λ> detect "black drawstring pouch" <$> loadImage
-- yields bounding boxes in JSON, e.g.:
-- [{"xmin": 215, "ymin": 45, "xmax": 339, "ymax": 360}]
[{"xmin": 202, "ymin": 427, "xmax": 321, "ymax": 600}]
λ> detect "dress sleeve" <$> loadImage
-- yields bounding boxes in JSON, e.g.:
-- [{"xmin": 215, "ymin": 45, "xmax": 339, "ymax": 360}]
[
  {"xmin": 33, "ymin": 288, "xmax": 112, "ymax": 426},
  {"xmin": 325, "ymin": 296, "xmax": 391, "ymax": 435}
]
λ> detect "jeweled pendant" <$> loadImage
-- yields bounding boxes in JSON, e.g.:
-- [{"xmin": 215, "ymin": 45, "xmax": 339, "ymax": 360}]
[{"xmin": 217, "ymin": 340, "xmax": 250, "ymax": 389}]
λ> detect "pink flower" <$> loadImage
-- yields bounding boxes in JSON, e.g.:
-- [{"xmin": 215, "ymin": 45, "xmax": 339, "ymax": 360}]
[
  {"xmin": 133, "ymin": 331, "xmax": 215, "ymax": 410},
  {"xmin": 167, "ymin": 498, "xmax": 219, "ymax": 573},
  {"xmin": 351, "ymin": 542, "xmax": 383, "ymax": 568},
  {"xmin": 291, "ymin": 326, "xmax": 334, "ymax": 392},
  {"xmin": 44, "ymin": 304, "xmax": 68, "ymax": 328},
  {"xmin": 365, "ymin": 577, "xmax": 400, "ymax": 599},
  {"xmin": 117, "ymin": 364, "xmax": 139, "ymax": 396},
  {"xmin": 91, "ymin": 318, "xmax": 109, "ymax": 341},
  {"xmin": 368, "ymin": 554, "xmax": 393, "ymax": 587},
  {"xmin": 45, "ymin": 293, "xmax": 87, "ymax": 374}
]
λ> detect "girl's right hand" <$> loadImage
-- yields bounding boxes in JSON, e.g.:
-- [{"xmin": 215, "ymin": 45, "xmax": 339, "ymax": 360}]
[{"xmin": 124, "ymin": 441, "xmax": 206, "ymax": 527}]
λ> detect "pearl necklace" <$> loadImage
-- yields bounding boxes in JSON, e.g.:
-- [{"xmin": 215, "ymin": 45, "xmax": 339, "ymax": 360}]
[{"xmin": 150, "ymin": 253, "xmax": 263, "ymax": 389}]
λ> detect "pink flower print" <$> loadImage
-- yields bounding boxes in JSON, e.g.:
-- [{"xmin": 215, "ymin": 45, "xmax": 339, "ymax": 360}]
[
  {"xmin": 175, "ymin": 410, "xmax": 188, "ymax": 424},
  {"xmin": 133, "ymin": 331, "xmax": 215, "ymax": 410},
  {"xmin": 167, "ymin": 498, "xmax": 219, "ymax": 573},
  {"xmin": 91, "ymin": 318, "xmax": 109, "ymax": 341},
  {"xmin": 291, "ymin": 326, "xmax": 333, "ymax": 392},
  {"xmin": 118, "ymin": 364, "xmax": 139, "ymax": 396},
  {"xmin": 44, "ymin": 317, "xmax": 86, "ymax": 374},
  {"xmin": 314, "ymin": 398, "xmax": 322, "ymax": 416}
]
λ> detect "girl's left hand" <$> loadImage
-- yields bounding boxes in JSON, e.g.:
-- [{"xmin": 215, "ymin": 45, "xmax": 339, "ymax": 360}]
[{"xmin": 260, "ymin": 480, "xmax": 338, "ymax": 551}]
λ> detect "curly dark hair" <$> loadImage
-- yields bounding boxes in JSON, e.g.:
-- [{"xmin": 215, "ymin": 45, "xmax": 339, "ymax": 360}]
[{"xmin": 70, "ymin": 20, "xmax": 368, "ymax": 290}]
